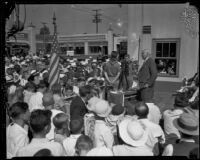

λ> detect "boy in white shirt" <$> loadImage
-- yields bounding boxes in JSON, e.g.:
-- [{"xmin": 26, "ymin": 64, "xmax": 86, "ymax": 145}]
[
  {"xmin": 7, "ymin": 102, "xmax": 30, "ymax": 158},
  {"xmin": 63, "ymin": 118, "xmax": 84, "ymax": 156},
  {"xmin": 17, "ymin": 109, "xmax": 64, "ymax": 156}
]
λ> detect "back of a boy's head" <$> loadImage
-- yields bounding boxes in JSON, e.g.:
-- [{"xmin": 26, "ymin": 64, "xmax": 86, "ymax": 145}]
[
  {"xmin": 9, "ymin": 102, "xmax": 28, "ymax": 119},
  {"xmin": 70, "ymin": 118, "xmax": 84, "ymax": 134},
  {"xmin": 30, "ymin": 109, "xmax": 52, "ymax": 134},
  {"xmin": 75, "ymin": 135, "xmax": 93, "ymax": 153},
  {"xmin": 33, "ymin": 148, "xmax": 53, "ymax": 157},
  {"xmin": 53, "ymin": 113, "xmax": 69, "ymax": 130}
]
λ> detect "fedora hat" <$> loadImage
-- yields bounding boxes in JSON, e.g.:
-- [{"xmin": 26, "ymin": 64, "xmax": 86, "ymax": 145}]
[
  {"xmin": 118, "ymin": 119, "xmax": 148, "ymax": 147},
  {"xmin": 173, "ymin": 111, "xmax": 199, "ymax": 136}
]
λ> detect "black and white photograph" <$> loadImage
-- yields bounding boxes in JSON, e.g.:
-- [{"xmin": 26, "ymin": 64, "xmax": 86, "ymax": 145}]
[{"xmin": 2, "ymin": 2, "xmax": 199, "ymax": 158}]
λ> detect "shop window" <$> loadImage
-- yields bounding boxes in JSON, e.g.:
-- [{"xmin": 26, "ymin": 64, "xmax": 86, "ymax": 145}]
[
  {"xmin": 89, "ymin": 46, "xmax": 101, "ymax": 54},
  {"xmin": 152, "ymin": 39, "xmax": 180, "ymax": 77}
]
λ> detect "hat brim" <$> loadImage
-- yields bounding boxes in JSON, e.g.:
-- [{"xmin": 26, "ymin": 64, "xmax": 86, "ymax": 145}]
[
  {"xmin": 97, "ymin": 105, "xmax": 112, "ymax": 118},
  {"xmin": 118, "ymin": 119, "xmax": 148, "ymax": 147},
  {"xmin": 173, "ymin": 119, "xmax": 199, "ymax": 136}
]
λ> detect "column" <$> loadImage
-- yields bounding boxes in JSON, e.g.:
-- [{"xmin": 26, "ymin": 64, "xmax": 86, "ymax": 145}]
[
  {"xmin": 127, "ymin": 4, "xmax": 143, "ymax": 62},
  {"xmin": 27, "ymin": 23, "xmax": 36, "ymax": 56},
  {"xmin": 107, "ymin": 28, "xmax": 114, "ymax": 55},
  {"xmin": 84, "ymin": 41, "xmax": 88, "ymax": 55}
]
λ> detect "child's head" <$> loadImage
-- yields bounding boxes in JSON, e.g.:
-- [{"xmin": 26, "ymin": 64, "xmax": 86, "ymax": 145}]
[
  {"xmin": 33, "ymin": 149, "xmax": 53, "ymax": 157},
  {"xmin": 53, "ymin": 113, "xmax": 69, "ymax": 136},
  {"xmin": 65, "ymin": 85, "xmax": 73, "ymax": 97},
  {"xmin": 75, "ymin": 135, "xmax": 93, "ymax": 156},
  {"xmin": 25, "ymin": 82, "xmax": 36, "ymax": 92},
  {"xmin": 70, "ymin": 118, "xmax": 84, "ymax": 135},
  {"xmin": 30, "ymin": 109, "xmax": 52, "ymax": 135},
  {"xmin": 9, "ymin": 102, "xmax": 30, "ymax": 124}
]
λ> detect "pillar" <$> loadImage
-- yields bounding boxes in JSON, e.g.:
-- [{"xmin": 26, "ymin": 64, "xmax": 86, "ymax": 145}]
[
  {"xmin": 107, "ymin": 28, "xmax": 114, "ymax": 55},
  {"xmin": 27, "ymin": 23, "xmax": 36, "ymax": 56},
  {"xmin": 127, "ymin": 4, "xmax": 143, "ymax": 63},
  {"xmin": 84, "ymin": 41, "xmax": 88, "ymax": 55}
]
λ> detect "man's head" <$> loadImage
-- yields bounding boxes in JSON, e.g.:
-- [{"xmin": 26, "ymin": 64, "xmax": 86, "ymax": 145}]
[
  {"xmin": 9, "ymin": 102, "xmax": 30, "ymax": 124},
  {"xmin": 135, "ymin": 101, "xmax": 149, "ymax": 119},
  {"xmin": 75, "ymin": 135, "xmax": 93, "ymax": 156},
  {"xmin": 30, "ymin": 109, "xmax": 52, "ymax": 135},
  {"xmin": 79, "ymin": 85, "xmax": 92, "ymax": 102},
  {"xmin": 70, "ymin": 118, "xmax": 84, "ymax": 135},
  {"xmin": 42, "ymin": 92, "xmax": 55, "ymax": 109},
  {"xmin": 111, "ymin": 51, "xmax": 118, "ymax": 60},
  {"xmin": 141, "ymin": 49, "xmax": 150, "ymax": 60},
  {"xmin": 53, "ymin": 113, "xmax": 69, "ymax": 136}
]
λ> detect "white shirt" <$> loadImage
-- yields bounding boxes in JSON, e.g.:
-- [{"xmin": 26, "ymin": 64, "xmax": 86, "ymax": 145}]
[
  {"xmin": 146, "ymin": 103, "xmax": 162, "ymax": 124},
  {"xmin": 63, "ymin": 134, "xmax": 82, "ymax": 156},
  {"xmin": 17, "ymin": 138, "xmax": 64, "ymax": 156},
  {"xmin": 87, "ymin": 147, "xmax": 113, "ymax": 156},
  {"xmin": 163, "ymin": 109, "xmax": 183, "ymax": 138},
  {"xmin": 7, "ymin": 123, "xmax": 29, "ymax": 158},
  {"xmin": 139, "ymin": 118, "xmax": 165, "ymax": 151},
  {"xmin": 28, "ymin": 92, "xmax": 44, "ymax": 112},
  {"xmin": 46, "ymin": 109, "xmax": 64, "ymax": 141},
  {"xmin": 112, "ymin": 144, "xmax": 153, "ymax": 156},
  {"xmin": 23, "ymin": 90, "xmax": 34, "ymax": 104},
  {"xmin": 94, "ymin": 120, "xmax": 114, "ymax": 149}
]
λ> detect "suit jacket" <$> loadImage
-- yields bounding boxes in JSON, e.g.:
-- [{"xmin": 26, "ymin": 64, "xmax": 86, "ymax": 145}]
[
  {"xmin": 70, "ymin": 96, "xmax": 88, "ymax": 120},
  {"xmin": 138, "ymin": 57, "xmax": 157, "ymax": 88},
  {"xmin": 173, "ymin": 141, "xmax": 199, "ymax": 157}
]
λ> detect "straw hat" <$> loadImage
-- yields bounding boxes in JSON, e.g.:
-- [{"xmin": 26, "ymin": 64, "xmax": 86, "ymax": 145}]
[
  {"xmin": 173, "ymin": 111, "xmax": 199, "ymax": 136},
  {"xmin": 94, "ymin": 100, "xmax": 113, "ymax": 118},
  {"xmin": 118, "ymin": 119, "xmax": 148, "ymax": 147}
]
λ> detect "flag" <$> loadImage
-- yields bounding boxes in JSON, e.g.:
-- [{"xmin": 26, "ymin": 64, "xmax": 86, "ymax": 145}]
[{"xmin": 48, "ymin": 30, "xmax": 60, "ymax": 88}]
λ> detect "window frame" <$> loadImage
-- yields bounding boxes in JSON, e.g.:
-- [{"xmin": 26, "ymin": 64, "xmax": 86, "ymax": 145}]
[{"xmin": 152, "ymin": 38, "xmax": 180, "ymax": 78}]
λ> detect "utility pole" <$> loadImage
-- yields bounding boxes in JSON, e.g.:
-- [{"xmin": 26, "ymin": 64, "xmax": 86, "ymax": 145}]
[
  {"xmin": 92, "ymin": 9, "xmax": 102, "ymax": 33},
  {"xmin": 41, "ymin": 22, "xmax": 47, "ymax": 54}
]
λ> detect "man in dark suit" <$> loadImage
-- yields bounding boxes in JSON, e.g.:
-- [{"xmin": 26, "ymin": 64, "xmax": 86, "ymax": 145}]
[
  {"xmin": 138, "ymin": 49, "xmax": 157, "ymax": 102},
  {"xmin": 70, "ymin": 85, "xmax": 92, "ymax": 121}
]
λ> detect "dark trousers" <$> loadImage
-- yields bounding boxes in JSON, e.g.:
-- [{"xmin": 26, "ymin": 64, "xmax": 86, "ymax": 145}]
[{"xmin": 139, "ymin": 86, "xmax": 154, "ymax": 102}]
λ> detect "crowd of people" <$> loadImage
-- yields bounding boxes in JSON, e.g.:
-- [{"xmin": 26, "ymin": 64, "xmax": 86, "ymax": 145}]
[{"xmin": 5, "ymin": 50, "xmax": 199, "ymax": 157}]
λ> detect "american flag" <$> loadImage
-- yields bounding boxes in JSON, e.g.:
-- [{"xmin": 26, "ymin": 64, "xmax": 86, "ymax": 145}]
[{"xmin": 48, "ymin": 29, "xmax": 60, "ymax": 88}]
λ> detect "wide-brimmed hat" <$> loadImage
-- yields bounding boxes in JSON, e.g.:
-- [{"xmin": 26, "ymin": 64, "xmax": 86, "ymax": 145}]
[
  {"xmin": 173, "ymin": 111, "xmax": 199, "ymax": 136},
  {"xmin": 94, "ymin": 99, "xmax": 113, "ymax": 117},
  {"xmin": 87, "ymin": 96, "xmax": 101, "ymax": 111},
  {"xmin": 118, "ymin": 119, "xmax": 148, "ymax": 147}
]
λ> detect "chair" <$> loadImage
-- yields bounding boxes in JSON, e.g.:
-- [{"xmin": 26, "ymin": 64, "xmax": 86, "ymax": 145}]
[{"xmin": 162, "ymin": 144, "xmax": 173, "ymax": 156}]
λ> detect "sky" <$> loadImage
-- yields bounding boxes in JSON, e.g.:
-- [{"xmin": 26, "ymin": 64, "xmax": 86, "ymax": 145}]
[{"xmin": 17, "ymin": 4, "xmax": 128, "ymax": 36}]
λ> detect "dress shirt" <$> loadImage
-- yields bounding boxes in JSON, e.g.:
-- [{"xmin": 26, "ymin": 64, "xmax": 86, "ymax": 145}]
[
  {"xmin": 94, "ymin": 120, "xmax": 114, "ymax": 149},
  {"xmin": 139, "ymin": 118, "xmax": 165, "ymax": 151},
  {"xmin": 163, "ymin": 109, "xmax": 183, "ymax": 138},
  {"xmin": 46, "ymin": 109, "xmax": 64, "ymax": 141},
  {"xmin": 112, "ymin": 144, "xmax": 153, "ymax": 156},
  {"xmin": 146, "ymin": 103, "xmax": 162, "ymax": 124},
  {"xmin": 17, "ymin": 138, "xmax": 64, "ymax": 156},
  {"xmin": 7, "ymin": 123, "xmax": 29, "ymax": 158},
  {"xmin": 62, "ymin": 134, "xmax": 82, "ymax": 156}
]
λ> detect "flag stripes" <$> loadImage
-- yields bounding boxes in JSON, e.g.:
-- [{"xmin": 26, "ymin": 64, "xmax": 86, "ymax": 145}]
[{"xmin": 48, "ymin": 30, "xmax": 60, "ymax": 88}]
